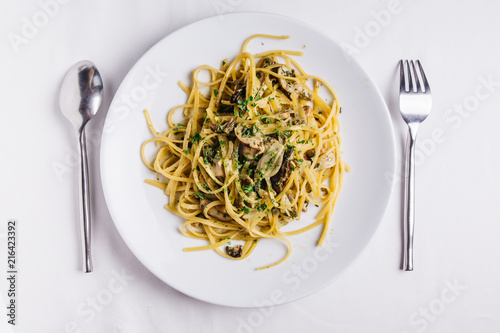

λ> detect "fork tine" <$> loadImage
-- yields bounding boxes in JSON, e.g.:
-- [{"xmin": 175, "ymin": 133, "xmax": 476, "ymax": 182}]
[
  {"xmin": 405, "ymin": 60, "xmax": 413, "ymax": 92},
  {"xmin": 399, "ymin": 60, "xmax": 406, "ymax": 92},
  {"xmin": 416, "ymin": 60, "xmax": 431, "ymax": 93},
  {"xmin": 410, "ymin": 61, "xmax": 421, "ymax": 92}
]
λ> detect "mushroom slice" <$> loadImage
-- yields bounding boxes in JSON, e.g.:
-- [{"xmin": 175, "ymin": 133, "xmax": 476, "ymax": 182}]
[
  {"xmin": 305, "ymin": 149, "xmax": 316, "ymax": 160},
  {"xmin": 280, "ymin": 112, "xmax": 290, "ymax": 119},
  {"xmin": 259, "ymin": 56, "xmax": 276, "ymax": 68},
  {"xmin": 230, "ymin": 87, "xmax": 246, "ymax": 104},
  {"xmin": 280, "ymin": 194, "xmax": 292, "ymax": 214},
  {"xmin": 210, "ymin": 160, "xmax": 224, "ymax": 178},
  {"xmin": 239, "ymin": 143, "xmax": 259, "ymax": 160},
  {"xmin": 277, "ymin": 65, "xmax": 313, "ymax": 101},
  {"xmin": 291, "ymin": 115, "xmax": 306, "ymax": 125},
  {"xmin": 256, "ymin": 141, "xmax": 285, "ymax": 179},
  {"xmin": 217, "ymin": 103, "xmax": 234, "ymax": 115},
  {"xmin": 209, "ymin": 137, "xmax": 226, "ymax": 178},
  {"xmin": 271, "ymin": 148, "xmax": 296, "ymax": 193},
  {"xmin": 315, "ymin": 151, "xmax": 336, "ymax": 171},
  {"xmin": 303, "ymin": 105, "xmax": 312, "ymax": 117},
  {"xmin": 200, "ymin": 199, "xmax": 233, "ymax": 222},
  {"xmin": 209, "ymin": 117, "xmax": 237, "ymax": 134},
  {"xmin": 263, "ymin": 137, "xmax": 280, "ymax": 153},
  {"xmin": 226, "ymin": 245, "xmax": 243, "ymax": 258},
  {"xmin": 257, "ymin": 187, "xmax": 269, "ymax": 199},
  {"xmin": 235, "ymin": 123, "xmax": 265, "ymax": 154},
  {"xmin": 239, "ymin": 173, "xmax": 254, "ymax": 186},
  {"xmin": 202, "ymin": 143, "xmax": 216, "ymax": 165}
]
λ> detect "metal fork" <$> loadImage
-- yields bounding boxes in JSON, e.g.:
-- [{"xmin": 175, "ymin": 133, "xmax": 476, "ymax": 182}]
[{"xmin": 399, "ymin": 60, "xmax": 432, "ymax": 271}]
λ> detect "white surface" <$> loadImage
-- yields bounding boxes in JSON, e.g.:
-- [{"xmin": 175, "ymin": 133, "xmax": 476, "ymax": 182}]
[
  {"xmin": 1, "ymin": 0, "xmax": 499, "ymax": 332},
  {"xmin": 100, "ymin": 12, "xmax": 395, "ymax": 307}
]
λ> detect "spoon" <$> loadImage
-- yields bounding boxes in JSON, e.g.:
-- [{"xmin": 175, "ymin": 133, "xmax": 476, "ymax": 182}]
[{"xmin": 59, "ymin": 60, "xmax": 103, "ymax": 273}]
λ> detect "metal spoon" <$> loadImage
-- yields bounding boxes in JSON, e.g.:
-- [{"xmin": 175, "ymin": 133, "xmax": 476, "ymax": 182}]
[{"xmin": 59, "ymin": 60, "xmax": 103, "ymax": 273}]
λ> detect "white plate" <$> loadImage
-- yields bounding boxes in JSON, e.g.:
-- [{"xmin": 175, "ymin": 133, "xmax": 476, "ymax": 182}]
[{"xmin": 101, "ymin": 12, "xmax": 395, "ymax": 308}]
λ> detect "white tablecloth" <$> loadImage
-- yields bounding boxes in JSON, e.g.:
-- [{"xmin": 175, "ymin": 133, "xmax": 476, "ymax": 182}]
[{"xmin": 1, "ymin": 1, "xmax": 499, "ymax": 332}]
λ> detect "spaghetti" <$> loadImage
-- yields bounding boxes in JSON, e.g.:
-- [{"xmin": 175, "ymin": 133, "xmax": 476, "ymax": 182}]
[{"xmin": 141, "ymin": 35, "xmax": 347, "ymax": 269}]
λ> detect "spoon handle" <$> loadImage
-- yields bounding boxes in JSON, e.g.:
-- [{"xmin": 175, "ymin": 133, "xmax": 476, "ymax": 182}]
[{"xmin": 79, "ymin": 128, "xmax": 93, "ymax": 273}]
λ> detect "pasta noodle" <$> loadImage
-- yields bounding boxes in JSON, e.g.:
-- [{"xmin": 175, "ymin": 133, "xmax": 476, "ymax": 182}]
[{"xmin": 141, "ymin": 35, "xmax": 347, "ymax": 269}]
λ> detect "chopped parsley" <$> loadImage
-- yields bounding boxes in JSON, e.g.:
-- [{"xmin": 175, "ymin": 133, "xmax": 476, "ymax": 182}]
[
  {"xmin": 241, "ymin": 124, "xmax": 259, "ymax": 137},
  {"xmin": 237, "ymin": 94, "xmax": 262, "ymax": 113},
  {"xmin": 260, "ymin": 115, "xmax": 272, "ymax": 124},
  {"xmin": 237, "ymin": 95, "xmax": 252, "ymax": 112},
  {"xmin": 242, "ymin": 184, "xmax": 253, "ymax": 193},
  {"xmin": 192, "ymin": 191, "xmax": 206, "ymax": 199},
  {"xmin": 189, "ymin": 131, "xmax": 201, "ymax": 143},
  {"xmin": 257, "ymin": 203, "xmax": 266, "ymax": 212}
]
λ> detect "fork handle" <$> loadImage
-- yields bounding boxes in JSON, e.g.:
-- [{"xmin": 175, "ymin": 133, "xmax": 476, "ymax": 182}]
[{"xmin": 403, "ymin": 124, "xmax": 418, "ymax": 271}]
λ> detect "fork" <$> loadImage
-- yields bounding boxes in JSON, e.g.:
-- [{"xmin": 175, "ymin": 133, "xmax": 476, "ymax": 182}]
[{"xmin": 399, "ymin": 60, "xmax": 432, "ymax": 271}]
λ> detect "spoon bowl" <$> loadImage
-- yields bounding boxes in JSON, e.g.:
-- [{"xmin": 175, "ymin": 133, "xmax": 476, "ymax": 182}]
[{"xmin": 60, "ymin": 61, "xmax": 103, "ymax": 130}]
